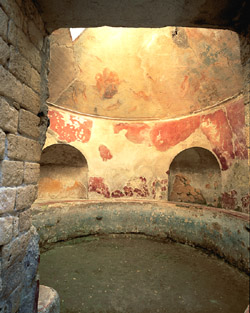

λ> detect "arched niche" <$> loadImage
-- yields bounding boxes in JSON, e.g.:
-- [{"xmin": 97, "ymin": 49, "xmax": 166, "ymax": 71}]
[
  {"xmin": 38, "ymin": 144, "xmax": 88, "ymax": 200},
  {"xmin": 168, "ymin": 147, "xmax": 221, "ymax": 207}
]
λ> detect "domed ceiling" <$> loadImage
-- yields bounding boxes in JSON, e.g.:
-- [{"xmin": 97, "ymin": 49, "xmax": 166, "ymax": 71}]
[{"xmin": 48, "ymin": 26, "xmax": 243, "ymax": 119}]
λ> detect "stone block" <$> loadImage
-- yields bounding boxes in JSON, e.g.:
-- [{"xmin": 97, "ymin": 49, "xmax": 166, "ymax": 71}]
[
  {"xmin": 7, "ymin": 19, "xmax": 17, "ymax": 45},
  {"xmin": 0, "ymin": 216, "xmax": 14, "ymax": 245},
  {"xmin": 7, "ymin": 134, "xmax": 41, "ymax": 162},
  {"xmin": 30, "ymin": 66, "xmax": 41, "ymax": 93},
  {"xmin": 0, "ymin": 129, "xmax": 5, "ymax": 159},
  {"xmin": 8, "ymin": 285, "xmax": 22, "ymax": 313},
  {"xmin": 0, "ymin": 160, "xmax": 24, "ymax": 186},
  {"xmin": 1, "ymin": 230, "xmax": 31, "ymax": 270},
  {"xmin": 0, "ymin": 65, "xmax": 23, "ymax": 104},
  {"xmin": 19, "ymin": 209, "xmax": 31, "ymax": 232},
  {"xmin": 8, "ymin": 21, "xmax": 41, "ymax": 72},
  {"xmin": 0, "ymin": 187, "xmax": 16, "ymax": 214},
  {"xmin": 0, "ymin": 36, "xmax": 10, "ymax": 66},
  {"xmin": 38, "ymin": 286, "xmax": 60, "ymax": 313},
  {"xmin": 12, "ymin": 216, "xmax": 19, "ymax": 238},
  {"xmin": 0, "ymin": 7, "xmax": 8, "ymax": 40},
  {"xmin": 22, "ymin": 0, "xmax": 45, "ymax": 31},
  {"xmin": 21, "ymin": 226, "xmax": 39, "ymax": 287},
  {"xmin": 1, "ymin": 260, "xmax": 22, "ymax": 297},
  {"xmin": 28, "ymin": 20, "xmax": 43, "ymax": 51},
  {"xmin": 20, "ymin": 280, "xmax": 39, "ymax": 313},
  {"xmin": 22, "ymin": 84, "xmax": 40, "ymax": 115},
  {"xmin": 0, "ymin": 0, "xmax": 23, "ymax": 29},
  {"xmin": 0, "ymin": 97, "xmax": 18, "ymax": 133},
  {"xmin": 9, "ymin": 46, "xmax": 32, "ymax": 86},
  {"xmin": 9, "ymin": 45, "xmax": 41, "ymax": 93},
  {"xmin": 16, "ymin": 185, "xmax": 38, "ymax": 211},
  {"xmin": 18, "ymin": 109, "xmax": 40, "ymax": 139},
  {"xmin": 24, "ymin": 162, "xmax": 40, "ymax": 184},
  {"xmin": 0, "ymin": 301, "xmax": 11, "ymax": 313}
]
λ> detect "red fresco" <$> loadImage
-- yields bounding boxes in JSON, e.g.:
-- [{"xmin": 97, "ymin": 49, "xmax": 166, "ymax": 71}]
[
  {"xmin": 48, "ymin": 110, "xmax": 92, "ymax": 143},
  {"xmin": 113, "ymin": 102, "xmax": 246, "ymax": 170},
  {"xmin": 111, "ymin": 190, "xmax": 124, "ymax": 198},
  {"xmin": 150, "ymin": 116, "xmax": 200, "ymax": 151},
  {"xmin": 114, "ymin": 123, "xmax": 150, "ymax": 144},
  {"xmin": 88, "ymin": 177, "xmax": 110, "ymax": 198},
  {"xmin": 226, "ymin": 99, "xmax": 247, "ymax": 159},
  {"xmin": 99, "ymin": 145, "xmax": 113, "ymax": 161},
  {"xmin": 95, "ymin": 68, "xmax": 120, "ymax": 99},
  {"xmin": 151, "ymin": 179, "xmax": 168, "ymax": 199},
  {"xmin": 123, "ymin": 186, "xmax": 134, "ymax": 197},
  {"xmin": 200, "ymin": 110, "xmax": 234, "ymax": 170}
]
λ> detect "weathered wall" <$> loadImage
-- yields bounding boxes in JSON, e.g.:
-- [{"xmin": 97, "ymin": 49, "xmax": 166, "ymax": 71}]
[
  {"xmin": 0, "ymin": 0, "xmax": 49, "ymax": 311},
  {"xmin": 48, "ymin": 27, "xmax": 243, "ymax": 119},
  {"xmin": 41, "ymin": 26, "xmax": 249, "ymax": 212},
  {"xmin": 42, "ymin": 94, "xmax": 248, "ymax": 212}
]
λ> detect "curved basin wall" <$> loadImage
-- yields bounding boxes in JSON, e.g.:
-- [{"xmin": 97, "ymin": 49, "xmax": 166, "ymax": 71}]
[{"xmin": 31, "ymin": 200, "xmax": 249, "ymax": 273}]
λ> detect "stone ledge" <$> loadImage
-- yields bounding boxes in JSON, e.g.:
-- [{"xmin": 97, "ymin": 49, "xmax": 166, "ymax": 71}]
[
  {"xmin": 38, "ymin": 285, "xmax": 60, "ymax": 313},
  {"xmin": 31, "ymin": 200, "xmax": 250, "ymax": 273}
]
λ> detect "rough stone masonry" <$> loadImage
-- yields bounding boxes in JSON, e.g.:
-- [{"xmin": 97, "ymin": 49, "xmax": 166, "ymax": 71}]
[{"xmin": 0, "ymin": 0, "xmax": 49, "ymax": 311}]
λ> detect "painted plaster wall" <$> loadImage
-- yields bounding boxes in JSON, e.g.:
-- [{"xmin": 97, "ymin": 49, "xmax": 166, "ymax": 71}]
[
  {"xmin": 48, "ymin": 27, "xmax": 243, "ymax": 119},
  {"xmin": 41, "ymin": 95, "xmax": 248, "ymax": 212}
]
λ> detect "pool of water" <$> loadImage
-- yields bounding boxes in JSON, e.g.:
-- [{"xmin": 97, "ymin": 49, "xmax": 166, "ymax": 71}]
[{"xmin": 39, "ymin": 235, "xmax": 249, "ymax": 313}]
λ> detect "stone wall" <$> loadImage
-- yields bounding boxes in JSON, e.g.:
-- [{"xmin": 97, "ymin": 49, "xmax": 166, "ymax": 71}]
[{"xmin": 0, "ymin": 0, "xmax": 49, "ymax": 311}]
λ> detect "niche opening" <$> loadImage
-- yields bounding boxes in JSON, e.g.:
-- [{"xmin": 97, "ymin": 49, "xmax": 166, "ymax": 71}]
[
  {"xmin": 38, "ymin": 144, "xmax": 88, "ymax": 200},
  {"xmin": 168, "ymin": 147, "xmax": 221, "ymax": 207}
]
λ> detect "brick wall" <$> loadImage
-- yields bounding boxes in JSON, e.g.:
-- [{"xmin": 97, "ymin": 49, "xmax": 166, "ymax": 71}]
[{"xmin": 0, "ymin": 0, "xmax": 49, "ymax": 311}]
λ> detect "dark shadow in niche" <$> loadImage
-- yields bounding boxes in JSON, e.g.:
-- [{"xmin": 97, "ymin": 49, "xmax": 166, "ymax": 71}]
[
  {"xmin": 38, "ymin": 144, "xmax": 88, "ymax": 201},
  {"xmin": 168, "ymin": 147, "xmax": 221, "ymax": 207}
]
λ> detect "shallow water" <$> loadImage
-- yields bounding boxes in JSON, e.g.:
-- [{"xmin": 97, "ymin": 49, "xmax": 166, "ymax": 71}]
[{"xmin": 39, "ymin": 235, "xmax": 249, "ymax": 313}]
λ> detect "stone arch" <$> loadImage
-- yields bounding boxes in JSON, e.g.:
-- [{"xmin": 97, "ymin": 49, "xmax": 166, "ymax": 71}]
[
  {"xmin": 168, "ymin": 147, "xmax": 221, "ymax": 207},
  {"xmin": 38, "ymin": 144, "xmax": 88, "ymax": 200}
]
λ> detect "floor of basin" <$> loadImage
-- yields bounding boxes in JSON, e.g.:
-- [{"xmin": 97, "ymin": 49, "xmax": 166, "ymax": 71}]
[{"xmin": 39, "ymin": 235, "xmax": 249, "ymax": 313}]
